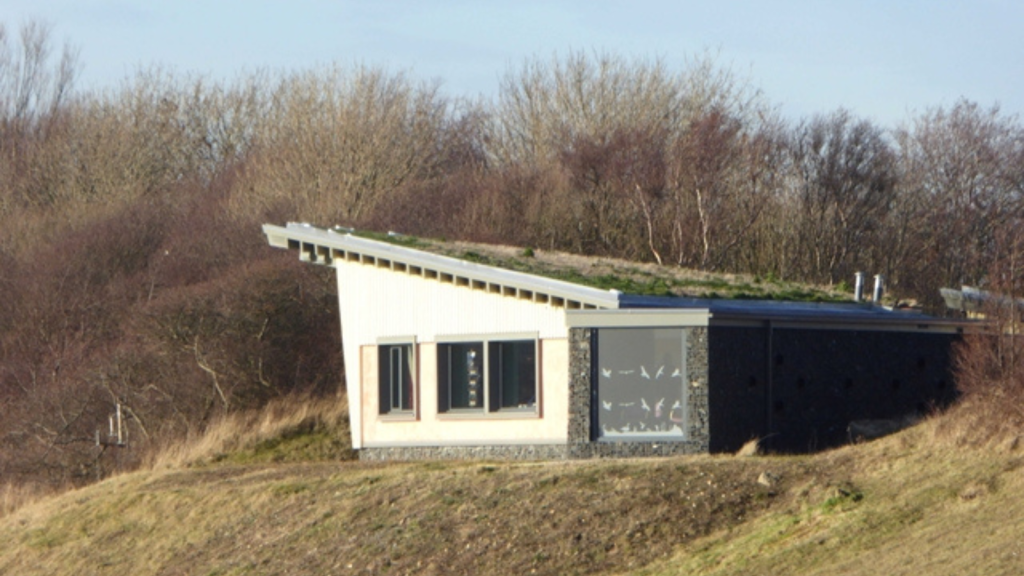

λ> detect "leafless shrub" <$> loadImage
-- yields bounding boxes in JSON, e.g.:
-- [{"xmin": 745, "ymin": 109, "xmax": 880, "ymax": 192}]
[{"xmin": 949, "ymin": 228, "xmax": 1024, "ymax": 444}]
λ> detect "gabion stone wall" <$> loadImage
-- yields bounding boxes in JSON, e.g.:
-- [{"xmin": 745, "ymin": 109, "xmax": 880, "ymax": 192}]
[
  {"xmin": 566, "ymin": 327, "xmax": 710, "ymax": 459},
  {"xmin": 684, "ymin": 327, "xmax": 711, "ymax": 451},
  {"xmin": 566, "ymin": 328, "xmax": 594, "ymax": 457},
  {"xmin": 359, "ymin": 444, "xmax": 569, "ymax": 462}
]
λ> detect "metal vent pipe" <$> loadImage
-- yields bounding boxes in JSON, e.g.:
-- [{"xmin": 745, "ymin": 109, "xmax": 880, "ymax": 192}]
[
  {"xmin": 873, "ymin": 274, "xmax": 885, "ymax": 303},
  {"xmin": 854, "ymin": 272, "xmax": 865, "ymax": 302}
]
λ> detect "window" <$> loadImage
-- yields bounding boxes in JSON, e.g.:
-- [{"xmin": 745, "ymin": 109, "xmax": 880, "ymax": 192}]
[
  {"xmin": 440, "ymin": 342, "xmax": 485, "ymax": 410},
  {"xmin": 595, "ymin": 328, "xmax": 687, "ymax": 440},
  {"xmin": 489, "ymin": 341, "xmax": 536, "ymax": 410},
  {"xmin": 438, "ymin": 339, "xmax": 537, "ymax": 414},
  {"xmin": 379, "ymin": 343, "xmax": 415, "ymax": 414}
]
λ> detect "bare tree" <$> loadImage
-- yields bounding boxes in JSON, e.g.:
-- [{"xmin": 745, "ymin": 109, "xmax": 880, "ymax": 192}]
[
  {"xmin": 556, "ymin": 126, "xmax": 667, "ymax": 259},
  {"xmin": 491, "ymin": 51, "xmax": 684, "ymax": 169},
  {"xmin": 894, "ymin": 100, "xmax": 1024, "ymax": 302},
  {"xmin": 0, "ymin": 21, "xmax": 79, "ymax": 216},
  {"xmin": 240, "ymin": 66, "xmax": 452, "ymax": 224},
  {"xmin": 0, "ymin": 20, "xmax": 78, "ymax": 128},
  {"xmin": 784, "ymin": 110, "xmax": 896, "ymax": 285}
]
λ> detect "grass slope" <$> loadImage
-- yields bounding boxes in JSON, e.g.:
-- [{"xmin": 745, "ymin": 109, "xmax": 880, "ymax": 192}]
[{"xmin": 1, "ymin": 419, "xmax": 1021, "ymax": 576}]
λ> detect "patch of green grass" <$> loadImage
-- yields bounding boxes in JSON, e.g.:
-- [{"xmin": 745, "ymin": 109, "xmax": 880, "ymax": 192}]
[
  {"xmin": 223, "ymin": 426, "xmax": 352, "ymax": 465},
  {"xmin": 404, "ymin": 234, "xmax": 850, "ymax": 302},
  {"xmin": 26, "ymin": 528, "xmax": 65, "ymax": 550},
  {"xmin": 271, "ymin": 482, "xmax": 311, "ymax": 497},
  {"xmin": 821, "ymin": 483, "xmax": 864, "ymax": 513}
]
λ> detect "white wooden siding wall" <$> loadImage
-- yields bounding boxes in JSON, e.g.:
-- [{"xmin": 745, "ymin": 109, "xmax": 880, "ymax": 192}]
[
  {"xmin": 361, "ymin": 340, "xmax": 570, "ymax": 447},
  {"xmin": 336, "ymin": 259, "xmax": 571, "ymax": 448}
]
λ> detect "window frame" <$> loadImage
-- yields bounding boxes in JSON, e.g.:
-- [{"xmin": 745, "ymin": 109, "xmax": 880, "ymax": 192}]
[
  {"xmin": 594, "ymin": 327, "xmax": 689, "ymax": 442},
  {"xmin": 436, "ymin": 333, "xmax": 540, "ymax": 418},
  {"xmin": 377, "ymin": 337, "xmax": 418, "ymax": 420}
]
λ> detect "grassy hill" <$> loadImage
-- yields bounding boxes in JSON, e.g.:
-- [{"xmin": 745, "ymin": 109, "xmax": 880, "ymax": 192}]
[{"xmin": 2, "ymin": 404, "xmax": 1022, "ymax": 576}]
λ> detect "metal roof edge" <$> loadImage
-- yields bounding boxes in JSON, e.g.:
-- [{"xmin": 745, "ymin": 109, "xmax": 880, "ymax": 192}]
[
  {"xmin": 617, "ymin": 294, "xmax": 972, "ymax": 333},
  {"xmin": 262, "ymin": 223, "xmax": 621, "ymax": 310}
]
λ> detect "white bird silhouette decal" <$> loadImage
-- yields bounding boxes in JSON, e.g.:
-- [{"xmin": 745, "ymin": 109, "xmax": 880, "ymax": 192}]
[
  {"xmin": 640, "ymin": 366, "xmax": 651, "ymax": 379},
  {"xmin": 601, "ymin": 400, "xmax": 613, "ymax": 411},
  {"xmin": 671, "ymin": 368, "xmax": 682, "ymax": 378},
  {"xmin": 601, "ymin": 368, "xmax": 612, "ymax": 378},
  {"xmin": 619, "ymin": 370, "xmax": 635, "ymax": 375},
  {"xmin": 655, "ymin": 365, "xmax": 665, "ymax": 379},
  {"xmin": 641, "ymin": 398, "xmax": 651, "ymax": 412},
  {"xmin": 670, "ymin": 400, "xmax": 684, "ymax": 423}
]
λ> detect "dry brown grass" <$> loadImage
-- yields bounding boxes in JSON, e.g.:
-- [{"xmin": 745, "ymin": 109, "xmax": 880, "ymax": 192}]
[
  {"xmin": 147, "ymin": 392, "xmax": 354, "ymax": 470},
  {"xmin": 931, "ymin": 396, "xmax": 1024, "ymax": 451},
  {"xmin": 2, "ymin": 409, "xmax": 1024, "ymax": 576},
  {"xmin": 734, "ymin": 438, "xmax": 761, "ymax": 457},
  {"xmin": 0, "ymin": 452, "xmax": 833, "ymax": 576},
  {"xmin": 0, "ymin": 482, "xmax": 54, "ymax": 519}
]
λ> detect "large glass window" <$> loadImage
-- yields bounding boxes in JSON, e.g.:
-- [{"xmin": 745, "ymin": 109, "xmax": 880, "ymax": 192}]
[
  {"xmin": 438, "ymin": 339, "xmax": 537, "ymax": 413},
  {"xmin": 489, "ymin": 341, "xmax": 537, "ymax": 410},
  {"xmin": 596, "ymin": 328, "xmax": 687, "ymax": 440},
  {"xmin": 440, "ymin": 342, "xmax": 485, "ymax": 410},
  {"xmin": 379, "ymin": 343, "xmax": 415, "ymax": 414}
]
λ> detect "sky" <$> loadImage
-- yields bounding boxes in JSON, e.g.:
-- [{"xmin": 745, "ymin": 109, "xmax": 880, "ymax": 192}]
[{"xmin": 2, "ymin": 0, "xmax": 1022, "ymax": 127}]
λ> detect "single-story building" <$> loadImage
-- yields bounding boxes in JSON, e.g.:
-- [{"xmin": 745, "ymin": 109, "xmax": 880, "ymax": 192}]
[{"xmin": 264, "ymin": 223, "xmax": 965, "ymax": 459}]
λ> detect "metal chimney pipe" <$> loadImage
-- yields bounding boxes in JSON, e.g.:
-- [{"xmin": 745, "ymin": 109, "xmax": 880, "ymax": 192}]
[
  {"xmin": 872, "ymin": 274, "xmax": 885, "ymax": 303},
  {"xmin": 854, "ymin": 272, "xmax": 865, "ymax": 302}
]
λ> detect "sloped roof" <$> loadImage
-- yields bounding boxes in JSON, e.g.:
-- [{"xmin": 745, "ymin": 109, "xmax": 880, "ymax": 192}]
[
  {"xmin": 263, "ymin": 223, "xmax": 620, "ymax": 310},
  {"xmin": 264, "ymin": 223, "xmax": 968, "ymax": 332}
]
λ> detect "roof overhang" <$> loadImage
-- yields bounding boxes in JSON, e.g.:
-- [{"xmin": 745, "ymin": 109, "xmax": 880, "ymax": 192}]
[
  {"xmin": 263, "ymin": 223, "xmax": 622, "ymax": 310},
  {"xmin": 617, "ymin": 294, "xmax": 970, "ymax": 333},
  {"xmin": 566, "ymin": 308, "xmax": 710, "ymax": 328}
]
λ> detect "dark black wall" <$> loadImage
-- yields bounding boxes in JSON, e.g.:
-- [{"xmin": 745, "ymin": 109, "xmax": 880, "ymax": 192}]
[
  {"xmin": 708, "ymin": 325, "xmax": 959, "ymax": 453},
  {"xmin": 707, "ymin": 326, "xmax": 768, "ymax": 453}
]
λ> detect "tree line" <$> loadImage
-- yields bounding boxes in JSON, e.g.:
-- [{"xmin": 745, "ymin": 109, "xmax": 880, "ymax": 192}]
[{"xmin": 1, "ymin": 22, "xmax": 1022, "ymax": 487}]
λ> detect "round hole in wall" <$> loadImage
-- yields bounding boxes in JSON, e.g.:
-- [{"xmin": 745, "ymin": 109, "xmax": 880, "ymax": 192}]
[{"xmin": 937, "ymin": 380, "xmax": 947, "ymax": 391}]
